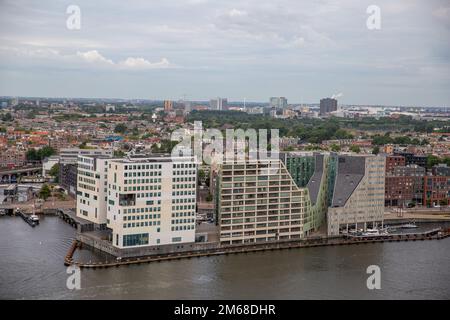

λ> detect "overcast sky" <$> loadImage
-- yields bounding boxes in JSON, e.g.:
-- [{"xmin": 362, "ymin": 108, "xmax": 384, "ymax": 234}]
[{"xmin": 0, "ymin": 0, "xmax": 449, "ymax": 106}]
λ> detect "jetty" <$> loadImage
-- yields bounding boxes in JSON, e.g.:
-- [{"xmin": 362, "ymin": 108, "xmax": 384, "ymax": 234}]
[{"xmin": 65, "ymin": 227, "xmax": 450, "ymax": 268}]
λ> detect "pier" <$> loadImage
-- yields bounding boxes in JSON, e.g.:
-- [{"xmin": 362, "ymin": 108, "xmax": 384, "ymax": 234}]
[
  {"xmin": 57, "ymin": 209, "xmax": 95, "ymax": 232},
  {"xmin": 65, "ymin": 227, "xmax": 450, "ymax": 269},
  {"xmin": 15, "ymin": 210, "xmax": 39, "ymax": 227}
]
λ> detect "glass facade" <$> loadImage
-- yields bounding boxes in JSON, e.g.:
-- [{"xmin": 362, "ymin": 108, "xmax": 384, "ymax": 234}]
[{"xmin": 122, "ymin": 233, "xmax": 149, "ymax": 247}]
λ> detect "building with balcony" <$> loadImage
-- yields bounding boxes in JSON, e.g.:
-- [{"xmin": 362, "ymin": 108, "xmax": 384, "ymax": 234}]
[
  {"xmin": 217, "ymin": 159, "xmax": 307, "ymax": 245},
  {"xmin": 76, "ymin": 154, "xmax": 197, "ymax": 249}
]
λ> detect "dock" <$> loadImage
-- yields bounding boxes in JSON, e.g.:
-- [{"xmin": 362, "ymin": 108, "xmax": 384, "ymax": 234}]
[
  {"xmin": 58, "ymin": 209, "xmax": 95, "ymax": 232},
  {"xmin": 65, "ymin": 227, "xmax": 450, "ymax": 268},
  {"xmin": 16, "ymin": 210, "xmax": 38, "ymax": 227}
]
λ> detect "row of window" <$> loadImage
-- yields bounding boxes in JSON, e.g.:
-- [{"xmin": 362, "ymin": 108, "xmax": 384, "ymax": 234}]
[
  {"xmin": 123, "ymin": 222, "xmax": 160, "ymax": 229},
  {"xmin": 124, "ymin": 178, "xmax": 161, "ymax": 184},
  {"xmin": 173, "ymin": 163, "xmax": 195, "ymax": 169},
  {"xmin": 124, "ymin": 171, "xmax": 161, "ymax": 177},
  {"xmin": 171, "ymin": 225, "xmax": 195, "ymax": 231},
  {"xmin": 124, "ymin": 214, "xmax": 161, "ymax": 221},
  {"xmin": 124, "ymin": 164, "xmax": 162, "ymax": 170},
  {"xmin": 172, "ymin": 218, "xmax": 195, "ymax": 224},
  {"xmin": 172, "ymin": 205, "xmax": 195, "ymax": 211},
  {"xmin": 124, "ymin": 185, "xmax": 162, "ymax": 192}
]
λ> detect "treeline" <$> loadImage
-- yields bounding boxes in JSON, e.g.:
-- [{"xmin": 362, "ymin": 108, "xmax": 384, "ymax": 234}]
[
  {"xmin": 26, "ymin": 146, "xmax": 56, "ymax": 161},
  {"xmin": 427, "ymin": 155, "xmax": 450, "ymax": 169},
  {"xmin": 187, "ymin": 111, "xmax": 353, "ymax": 143},
  {"xmin": 371, "ymin": 133, "xmax": 429, "ymax": 146}
]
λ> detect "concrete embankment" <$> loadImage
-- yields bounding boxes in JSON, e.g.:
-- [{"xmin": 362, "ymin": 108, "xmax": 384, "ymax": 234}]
[{"xmin": 65, "ymin": 228, "xmax": 450, "ymax": 269}]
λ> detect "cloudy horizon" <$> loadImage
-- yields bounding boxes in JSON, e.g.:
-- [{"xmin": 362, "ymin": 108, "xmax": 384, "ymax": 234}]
[{"xmin": 0, "ymin": 0, "xmax": 449, "ymax": 107}]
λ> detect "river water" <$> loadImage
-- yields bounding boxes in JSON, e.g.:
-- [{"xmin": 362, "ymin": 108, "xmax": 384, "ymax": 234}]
[{"xmin": 0, "ymin": 215, "xmax": 449, "ymax": 300}]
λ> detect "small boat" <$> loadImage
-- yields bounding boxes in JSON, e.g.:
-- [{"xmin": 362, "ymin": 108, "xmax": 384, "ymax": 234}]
[
  {"xmin": 30, "ymin": 214, "xmax": 40, "ymax": 224},
  {"xmin": 0, "ymin": 209, "xmax": 6, "ymax": 216},
  {"xmin": 398, "ymin": 222, "xmax": 418, "ymax": 229},
  {"xmin": 361, "ymin": 228, "xmax": 389, "ymax": 237}
]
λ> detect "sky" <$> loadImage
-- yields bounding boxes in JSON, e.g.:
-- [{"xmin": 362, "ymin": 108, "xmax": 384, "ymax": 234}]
[{"xmin": 0, "ymin": 0, "xmax": 449, "ymax": 106}]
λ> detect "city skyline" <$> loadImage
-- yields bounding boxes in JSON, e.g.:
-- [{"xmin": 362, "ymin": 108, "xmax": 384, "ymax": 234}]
[{"xmin": 0, "ymin": 0, "xmax": 449, "ymax": 106}]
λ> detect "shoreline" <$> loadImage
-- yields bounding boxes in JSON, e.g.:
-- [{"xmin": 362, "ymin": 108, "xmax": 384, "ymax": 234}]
[{"xmin": 66, "ymin": 227, "xmax": 450, "ymax": 269}]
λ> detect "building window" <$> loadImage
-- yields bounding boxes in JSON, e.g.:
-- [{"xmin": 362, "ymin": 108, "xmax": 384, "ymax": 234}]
[{"xmin": 122, "ymin": 233, "xmax": 149, "ymax": 247}]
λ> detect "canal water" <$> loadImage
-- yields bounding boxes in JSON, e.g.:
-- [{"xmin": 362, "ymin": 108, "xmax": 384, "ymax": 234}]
[{"xmin": 0, "ymin": 215, "xmax": 449, "ymax": 299}]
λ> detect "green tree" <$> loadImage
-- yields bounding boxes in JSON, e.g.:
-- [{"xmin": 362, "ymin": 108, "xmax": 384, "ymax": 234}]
[
  {"xmin": 26, "ymin": 146, "xmax": 56, "ymax": 161},
  {"xmin": 49, "ymin": 164, "xmax": 59, "ymax": 182},
  {"xmin": 350, "ymin": 145, "xmax": 361, "ymax": 153},
  {"xmin": 114, "ymin": 123, "xmax": 127, "ymax": 134},
  {"xmin": 1, "ymin": 113, "xmax": 13, "ymax": 121},
  {"xmin": 372, "ymin": 146, "xmax": 380, "ymax": 155},
  {"xmin": 330, "ymin": 144, "xmax": 341, "ymax": 152},
  {"xmin": 113, "ymin": 150, "xmax": 125, "ymax": 157},
  {"xmin": 39, "ymin": 184, "xmax": 51, "ymax": 200}
]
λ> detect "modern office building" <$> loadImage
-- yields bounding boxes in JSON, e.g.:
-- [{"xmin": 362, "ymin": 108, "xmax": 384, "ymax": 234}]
[
  {"xmin": 217, "ymin": 152, "xmax": 385, "ymax": 240},
  {"xmin": 76, "ymin": 154, "xmax": 197, "ymax": 249},
  {"xmin": 60, "ymin": 147, "xmax": 113, "ymax": 164},
  {"xmin": 327, "ymin": 155, "xmax": 385, "ymax": 236},
  {"xmin": 385, "ymin": 155, "xmax": 406, "ymax": 173},
  {"xmin": 60, "ymin": 147, "xmax": 113, "ymax": 196},
  {"xmin": 319, "ymin": 98, "xmax": 337, "ymax": 115},
  {"xmin": 393, "ymin": 152, "xmax": 427, "ymax": 168},
  {"xmin": 385, "ymin": 164, "xmax": 425, "ymax": 207},
  {"xmin": 281, "ymin": 152, "xmax": 337, "ymax": 234},
  {"xmin": 269, "ymin": 97, "xmax": 288, "ymax": 109},
  {"xmin": 209, "ymin": 97, "xmax": 227, "ymax": 111},
  {"xmin": 423, "ymin": 175, "xmax": 450, "ymax": 206},
  {"xmin": 164, "ymin": 100, "xmax": 173, "ymax": 112},
  {"xmin": 432, "ymin": 164, "xmax": 450, "ymax": 177},
  {"xmin": 217, "ymin": 159, "xmax": 307, "ymax": 245}
]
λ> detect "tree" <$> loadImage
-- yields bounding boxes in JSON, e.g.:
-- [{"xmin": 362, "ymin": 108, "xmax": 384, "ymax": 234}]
[
  {"xmin": 206, "ymin": 193, "xmax": 213, "ymax": 202},
  {"xmin": 26, "ymin": 146, "xmax": 56, "ymax": 161},
  {"xmin": 49, "ymin": 164, "xmax": 59, "ymax": 182},
  {"xmin": 349, "ymin": 145, "xmax": 361, "ymax": 153},
  {"xmin": 113, "ymin": 150, "xmax": 125, "ymax": 157},
  {"xmin": 372, "ymin": 146, "xmax": 380, "ymax": 155},
  {"xmin": 1, "ymin": 113, "xmax": 13, "ymax": 122},
  {"xmin": 198, "ymin": 169, "xmax": 206, "ymax": 181},
  {"xmin": 330, "ymin": 144, "xmax": 341, "ymax": 152},
  {"xmin": 114, "ymin": 123, "xmax": 127, "ymax": 134},
  {"xmin": 39, "ymin": 184, "xmax": 51, "ymax": 201}
]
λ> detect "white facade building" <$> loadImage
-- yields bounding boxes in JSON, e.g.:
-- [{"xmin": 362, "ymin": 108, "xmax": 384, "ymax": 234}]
[{"xmin": 76, "ymin": 155, "xmax": 197, "ymax": 249}]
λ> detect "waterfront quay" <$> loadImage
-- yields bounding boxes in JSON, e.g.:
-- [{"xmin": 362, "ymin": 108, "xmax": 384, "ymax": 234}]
[{"xmin": 66, "ymin": 227, "xmax": 450, "ymax": 269}]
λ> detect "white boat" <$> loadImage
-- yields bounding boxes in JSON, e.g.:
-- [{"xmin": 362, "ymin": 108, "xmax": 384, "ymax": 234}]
[
  {"xmin": 398, "ymin": 223, "xmax": 418, "ymax": 229},
  {"xmin": 362, "ymin": 228, "xmax": 389, "ymax": 236},
  {"xmin": 0, "ymin": 209, "xmax": 6, "ymax": 216},
  {"xmin": 30, "ymin": 214, "xmax": 40, "ymax": 223}
]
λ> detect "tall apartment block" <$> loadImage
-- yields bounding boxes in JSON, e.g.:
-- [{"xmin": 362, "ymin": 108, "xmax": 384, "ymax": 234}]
[
  {"xmin": 269, "ymin": 97, "xmax": 288, "ymax": 109},
  {"xmin": 164, "ymin": 100, "xmax": 173, "ymax": 111},
  {"xmin": 209, "ymin": 97, "xmax": 227, "ymax": 111},
  {"xmin": 77, "ymin": 154, "xmax": 197, "ymax": 249},
  {"xmin": 319, "ymin": 98, "xmax": 337, "ymax": 115},
  {"xmin": 60, "ymin": 147, "xmax": 113, "ymax": 196},
  {"xmin": 217, "ymin": 152, "xmax": 386, "ymax": 241},
  {"xmin": 217, "ymin": 159, "xmax": 307, "ymax": 245},
  {"xmin": 385, "ymin": 164, "xmax": 425, "ymax": 206},
  {"xmin": 327, "ymin": 155, "xmax": 385, "ymax": 235}
]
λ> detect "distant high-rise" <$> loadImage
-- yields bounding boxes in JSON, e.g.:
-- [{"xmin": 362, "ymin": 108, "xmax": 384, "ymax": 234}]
[
  {"xmin": 210, "ymin": 97, "xmax": 227, "ymax": 110},
  {"xmin": 164, "ymin": 100, "xmax": 173, "ymax": 111},
  {"xmin": 270, "ymin": 97, "xmax": 287, "ymax": 109},
  {"xmin": 319, "ymin": 98, "xmax": 337, "ymax": 115}
]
